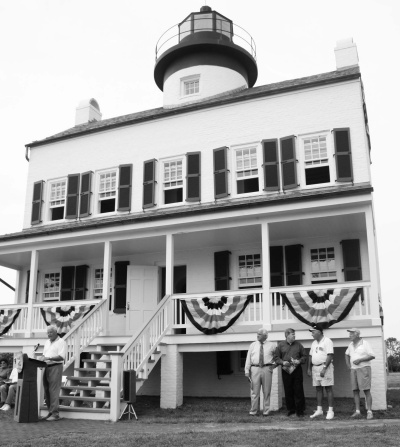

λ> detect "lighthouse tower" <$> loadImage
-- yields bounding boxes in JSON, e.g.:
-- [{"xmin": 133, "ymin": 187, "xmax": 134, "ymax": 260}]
[{"xmin": 154, "ymin": 5, "xmax": 258, "ymax": 108}]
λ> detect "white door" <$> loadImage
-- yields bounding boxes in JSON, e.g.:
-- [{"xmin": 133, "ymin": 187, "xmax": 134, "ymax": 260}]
[{"xmin": 126, "ymin": 265, "xmax": 159, "ymax": 333}]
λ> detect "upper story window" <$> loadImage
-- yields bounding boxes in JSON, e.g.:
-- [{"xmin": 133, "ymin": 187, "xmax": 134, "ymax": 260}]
[
  {"xmin": 310, "ymin": 247, "xmax": 337, "ymax": 284},
  {"xmin": 181, "ymin": 75, "xmax": 200, "ymax": 98},
  {"xmin": 98, "ymin": 170, "xmax": 117, "ymax": 213},
  {"xmin": 162, "ymin": 158, "xmax": 184, "ymax": 205},
  {"xmin": 49, "ymin": 179, "xmax": 66, "ymax": 221},
  {"xmin": 235, "ymin": 146, "xmax": 259, "ymax": 194},
  {"xmin": 303, "ymin": 135, "xmax": 330, "ymax": 185},
  {"xmin": 238, "ymin": 254, "xmax": 262, "ymax": 288}
]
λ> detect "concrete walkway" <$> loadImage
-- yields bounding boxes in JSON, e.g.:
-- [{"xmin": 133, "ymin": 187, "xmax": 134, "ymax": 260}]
[{"xmin": 2, "ymin": 417, "xmax": 400, "ymax": 444}]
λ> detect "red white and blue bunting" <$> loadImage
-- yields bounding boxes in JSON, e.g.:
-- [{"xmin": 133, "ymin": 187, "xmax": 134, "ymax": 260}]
[
  {"xmin": 280, "ymin": 287, "xmax": 363, "ymax": 329},
  {"xmin": 181, "ymin": 295, "xmax": 252, "ymax": 335},
  {"xmin": 40, "ymin": 305, "xmax": 94, "ymax": 336},
  {"xmin": 0, "ymin": 308, "xmax": 21, "ymax": 336}
]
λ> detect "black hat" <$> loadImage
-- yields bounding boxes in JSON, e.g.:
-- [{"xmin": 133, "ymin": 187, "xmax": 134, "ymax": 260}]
[{"xmin": 309, "ymin": 324, "xmax": 324, "ymax": 333}]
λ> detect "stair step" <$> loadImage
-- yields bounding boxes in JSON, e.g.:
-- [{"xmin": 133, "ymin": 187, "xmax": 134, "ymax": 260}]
[
  {"xmin": 74, "ymin": 368, "xmax": 112, "ymax": 373},
  {"xmin": 60, "ymin": 396, "xmax": 110, "ymax": 402},
  {"xmin": 62, "ymin": 386, "xmax": 111, "ymax": 392},
  {"xmin": 84, "ymin": 351, "xmax": 113, "ymax": 356},
  {"xmin": 58, "ymin": 406, "xmax": 110, "ymax": 414},
  {"xmin": 66, "ymin": 376, "xmax": 110, "ymax": 382},
  {"xmin": 82, "ymin": 359, "xmax": 112, "ymax": 364}
]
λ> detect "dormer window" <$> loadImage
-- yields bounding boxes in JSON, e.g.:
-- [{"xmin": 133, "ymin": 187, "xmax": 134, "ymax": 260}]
[
  {"xmin": 49, "ymin": 179, "xmax": 66, "ymax": 221},
  {"xmin": 181, "ymin": 75, "xmax": 200, "ymax": 97}
]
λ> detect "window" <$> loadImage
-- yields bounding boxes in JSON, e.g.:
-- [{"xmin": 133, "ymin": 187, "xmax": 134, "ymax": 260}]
[
  {"xmin": 96, "ymin": 165, "xmax": 132, "ymax": 214},
  {"xmin": 310, "ymin": 247, "xmax": 337, "ymax": 284},
  {"xmin": 235, "ymin": 147, "xmax": 259, "ymax": 194},
  {"xmin": 163, "ymin": 159, "xmax": 183, "ymax": 204},
  {"xmin": 238, "ymin": 351, "xmax": 247, "ymax": 372},
  {"xmin": 303, "ymin": 135, "xmax": 330, "ymax": 185},
  {"xmin": 238, "ymin": 254, "xmax": 262, "ymax": 288},
  {"xmin": 93, "ymin": 268, "xmax": 112, "ymax": 299},
  {"xmin": 43, "ymin": 272, "xmax": 61, "ymax": 301},
  {"xmin": 49, "ymin": 180, "xmax": 66, "ymax": 220},
  {"xmin": 181, "ymin": 75, "xmax": 200, "ymax": 97},
  {"xmin": 98, "ymin": 170, "xmax": 117, "ymax": 213}
]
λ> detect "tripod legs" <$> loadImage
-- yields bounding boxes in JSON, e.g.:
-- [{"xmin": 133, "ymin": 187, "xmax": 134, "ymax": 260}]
[{"xmin": 119, "ymin": 402, "xmax": 138, "ymax": 420}]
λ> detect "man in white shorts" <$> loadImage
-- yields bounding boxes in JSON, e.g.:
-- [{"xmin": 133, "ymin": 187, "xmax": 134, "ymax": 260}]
[
  {"xmin": 345, "ymin": 328, "xmax": 375, "ymax": 420},
  {"xmin": 307, "ymin": 325, "xmax": 334, "ymax": 420}
]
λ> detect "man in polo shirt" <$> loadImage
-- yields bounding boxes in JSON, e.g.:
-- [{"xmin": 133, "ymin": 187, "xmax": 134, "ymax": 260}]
[
  {"xmin": 245, "ymin": 328, "xmax": 277, "ymax": 416},
  {"xmin": 307, "ymin": 325, "xmax": 334, "ymax": 420},
  {"xmin": 38, "ymin": 325, "xmax": 67, "ymax": 421},
  {"xmin": 345, "ymin": 328, "xmax": 375, "ymax": 419}
]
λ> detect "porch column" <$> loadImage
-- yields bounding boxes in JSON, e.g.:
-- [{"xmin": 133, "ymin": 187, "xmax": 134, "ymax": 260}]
[
  {"xmin": 261, "ymin": 221, "xmax": 271, "ymax": 330},
  {"xmin": 26, "ymin": 249, "xmax": 39, "ymax": 337},
  {"xmin": 165, "ymin": 233, "xmax": 174, "ymax": 296},
  {"xmin": 160, "ymin": 344, "xmax": 183, "ymax": 408},
  {"xmin": 270, "ymin": 365, "xmax": 283, "ymax": 410},
  {"xmin": 102, "ymin": 240, "xmax": 112, "ymax": 335},
  {"xmin": 365, "ymin": 207, "xmax": 381, "ymax": 325}
]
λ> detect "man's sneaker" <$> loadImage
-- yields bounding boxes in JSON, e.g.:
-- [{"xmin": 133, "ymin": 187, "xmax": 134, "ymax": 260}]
[
  {"xmin": 47, "ymin": 415, "xmax": 61, "ymax": 421},
  {"xmin": 350, "ymin": 411, "xmax": 361, "ymax": 418},
  {"xmin": 0, "ymin": 404, "xmax": 11, "ymax": 411},
  {"xmin": 249, "ymin": 411, "xmax": 257, "ymax": 416},
  {"xmin": 367, "ymin": 411, "xmax": 373, "ymax": 420},
  {"xmin": 326, "ymin": 411, "xmax": 334, "ymax": 420},
  {"xmin": 310, "ymin": 409, "xmax": 323, "ymax": 419}
]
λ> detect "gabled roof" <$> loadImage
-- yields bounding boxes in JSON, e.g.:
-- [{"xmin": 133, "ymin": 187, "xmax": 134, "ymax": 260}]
[{"xmin": 26, "ymin": 67, "xmax": 360, "ymax": 148}]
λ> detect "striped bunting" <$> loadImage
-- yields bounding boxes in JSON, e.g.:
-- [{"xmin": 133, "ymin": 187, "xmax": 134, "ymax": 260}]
[
  {"xmin": 0, "ymin": 308, "xmax": 21, "ymax": 336},
  {"xmin": 181, "ymin": 295, "xmax": 252, "ymax": 335},
  {"xmin": 40, "ymin": 305, "xmax": 94, "ymax": 336},
  {"xmin": 280, "ymin": 288, "xmax": 363, "ymax": 329}
]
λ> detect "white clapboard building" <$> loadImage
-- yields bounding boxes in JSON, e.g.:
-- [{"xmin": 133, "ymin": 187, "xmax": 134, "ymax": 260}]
[{"xmin": 0, "ymin": 6, "xmax": 386, "ymax": 421}]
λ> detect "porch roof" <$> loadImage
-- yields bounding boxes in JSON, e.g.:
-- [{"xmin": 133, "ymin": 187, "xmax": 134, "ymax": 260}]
[
  {"xmin": 26, "ymin": 67, "xmax": 361, "ymax": 149},
  {"xmin": 0, "ymin": 183, "xmax": 372, "ymax": 243}
]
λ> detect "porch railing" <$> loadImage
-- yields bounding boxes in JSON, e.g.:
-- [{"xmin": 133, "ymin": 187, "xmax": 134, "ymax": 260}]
[{"xmin": 0, "ymin": 304, "xmax": 28, "ymax": 336}]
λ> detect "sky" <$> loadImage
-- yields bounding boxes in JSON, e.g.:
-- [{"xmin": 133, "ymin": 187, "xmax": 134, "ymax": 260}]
[{"xmin": 0, "ymin": 0, "xmax": 399, "ymax": 337}]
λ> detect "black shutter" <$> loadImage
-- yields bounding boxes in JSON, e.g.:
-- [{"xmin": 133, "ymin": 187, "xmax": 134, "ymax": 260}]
[
  {"xmin": 118, "ymin": 164, "xmax": 133, "ymax": 211},
  {"xmin": 270, "ymin": 246, "xmax": 284, "ymax": 287},
  {"xmin": 285, "ymin": 245, "xmax": 303, "ymax": 286},
  {"xmin": 186, "ymin": 152, "xmax": 201, "ymax": 202},
  {"xmin": 25, "ymin": 270, "xmax": 30, "ymax": 304},
  {"xmin": 31, "ymin": 181, "xmax": 44, "ymax": 225},
  {"xmin": 214, "ymin": 251, "xmax": 231, "ymax": 291},
  {"xmin": 216, "ymin": 352, "xmax": 233, "ymax": 377},
  {"xmin": 65, "ymin": 174, "xmax": 80, "ymax": 219},
  {"xmin": 262, "ymin": 139, "xmax": 280, "ymax": 191},
  {"xmin": 333, "ymin": 128, "xmax": 353, "ymax": 182},
  {"xmin": 341, "ymin": 239, "xmax": 362, "ymax": 281},
  {"xmin": 143, "ymin": 159, "xmax": 156, "ymax": 209},
  {"xmin": 213, "ymin": 147, "xmax": 229, "ymax": 199},
  {"xmin": 61, "ymin": 266, "xmax": 75, "ymax": 301},
  {"xmin": 79, "ymin": 171, "xmax": 92, "ymax": 217},
  {"xmin": 74, "ymin": 265, "xmax": 88, "ymax": 300},
  {"xmin": 280, "ymin": 136, "xmax": 298, "ymax": 190},
  {"xmin": 114, "ymin": 261, "xmax": 130, "ymax": 313}
]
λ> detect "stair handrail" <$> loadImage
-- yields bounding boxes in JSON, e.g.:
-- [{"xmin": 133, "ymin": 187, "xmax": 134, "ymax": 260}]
[{"xmin": 62, "ymin": 298, "xmax": 109, "ymax": 370}]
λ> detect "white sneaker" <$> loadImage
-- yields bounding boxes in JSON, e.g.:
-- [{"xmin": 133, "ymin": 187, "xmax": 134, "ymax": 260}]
[
  {"xmin": 1, "ymin": 404, "xmax": 11, "ymax": 411},
  {"xmin": 326, "ymin": 411, "xmax": 334, "ymax": 420},
  {"xmin": 310, "ymin": 409, "xmax": 323, "ymax": 418}
]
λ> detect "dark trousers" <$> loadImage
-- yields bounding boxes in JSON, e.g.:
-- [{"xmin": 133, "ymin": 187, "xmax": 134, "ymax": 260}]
[{"xmin": 282, "ymin": 366, "xmax": 305, "ymax": 413}]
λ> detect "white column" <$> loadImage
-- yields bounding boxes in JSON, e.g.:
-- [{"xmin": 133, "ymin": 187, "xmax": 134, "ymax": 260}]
[
  {"xmin": 102, "ymin": 241, "xmax": 112, "ymax": 335},
  {"xmin": 165, "ymin": 234, "xmax": 174, "ymax": 296},
  {"xmin": 26, "ymin": 249, "xmax": 39, "ymax": 337},
  {"xmin": 160, "ymin": 345, "xmax": 183, "ymax": 408},
  {"xmin": 365, "ymin": 207, "xmax": 381, "ymax": 325},
  {"xmin": 261, "ymin": 221, "xmax": 271, "ymax": 330},
  {"xmin": 270, "ymin": 365, "xmax": 283, "ymax": 410},
  {"xmin": 109, "ymin": 352, "xmax": 124, "ymax": 421}
]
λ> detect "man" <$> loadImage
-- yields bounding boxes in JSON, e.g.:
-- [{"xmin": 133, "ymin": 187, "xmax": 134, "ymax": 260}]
[
  {"xmin": 0, "ymin": 366, "xmax": 18, "ymax": 411},
  {"xmin": 345, "ymin": 328, "xmax": 375, "ymax": 420},
  {"xmin": 244, "ymin": 328, "xmax": 276, "ymax": 416},
  {"xmin": 38, "ymin": 325, "xmax": 67, "ymax": 421},
  {"xmin": 274, "ymin": 328, "xmax": 307, "ymax": 417},
  {"xmin": 307, "ymin": 325, "xmax": 334, "ymax": 420}
]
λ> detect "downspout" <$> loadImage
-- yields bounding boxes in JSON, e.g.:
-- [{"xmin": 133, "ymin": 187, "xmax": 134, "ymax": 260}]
[{"xmin": 25, "ymin": 145, "xmax": 30, "ymax": 162}]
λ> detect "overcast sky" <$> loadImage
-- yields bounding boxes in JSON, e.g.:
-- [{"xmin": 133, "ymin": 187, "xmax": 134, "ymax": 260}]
[{"xmin": 0, "ymin": 0, "xmax": 399, "ymax": 338}]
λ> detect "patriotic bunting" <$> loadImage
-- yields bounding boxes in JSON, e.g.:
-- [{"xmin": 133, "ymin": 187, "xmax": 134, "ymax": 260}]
[
  {"xmin": 280, "ymin": 288, "xmax": 363, "ymax": 329},
  {"xmin": 0, "ymin": 308, "xmax": 21, "ymax": 336},
  {"xmin": 181, "ymin": 295, "xmax": 252, "ymax": 335},
  {"xmin": 40, "ymin": 305, "xmax": 94, "ymax": 336}
]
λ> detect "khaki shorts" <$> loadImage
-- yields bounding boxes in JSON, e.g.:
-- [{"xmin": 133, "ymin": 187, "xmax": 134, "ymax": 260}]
[
  {"xmin": 312, "ymin": 364, "xmax": 334, "ymax": 387},
  {"xmin": 350, "ymin": 366, "xmax": 371, "ymax": 391}
]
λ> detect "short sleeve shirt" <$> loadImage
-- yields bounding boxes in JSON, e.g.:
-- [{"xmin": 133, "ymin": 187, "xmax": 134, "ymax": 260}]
[
  {"xmin": 43, "ymin": 336, "xmax": 67, "ymax": 365},
  {"xmin": 310, "ymin": 337, "xmax": 334, "ymax": 365},
  {"xmin": 345, "ymin": 339, "xmax": 375, "ymax": 369}
]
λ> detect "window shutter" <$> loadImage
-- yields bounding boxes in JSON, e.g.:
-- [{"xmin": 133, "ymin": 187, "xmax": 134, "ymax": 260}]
[
  {"xmin": 74, "ymin": 265, "xmax": 88, "ymax": 300},
  {"xmin": 280, "ymin": 136, "xmax": 298, "ymax": 190},
  {"xmin": 262, "ymin": 139, "xmax": 280, "ymax": 191},
  {"xmin": 65, "ymin": 174, "xmax": 80, "ymax": 219},
  {"xmin": 186, "ymin": 152, "xmax": 201, "ymax": 202},
  {"xmin": 143, "ymin": 159, "xmax": 156, "ymax": 209},
  {"xmin": 333, "ymin": 128, "xmax": 353, "ymax": 182},
  {"xmin": 270, "ymin": 246, "xmax": 284, "ymax": 287},
  {"xmin": 25, "ymin": 270, "xmax": 30, "ymax": 304},
  {"xmin": 285, "ymin": 244, "xmax": 303, "ymax": 286},
  {"xmin": 79, "ymin": 171, "xmax": 92, "ymax": 217},
  {"xmin": 31, "ymin": 181, "xmax": 44, "ymax": 225},
  {"xmin": 213, "ymin": 147, "xmax": 229, "ymax": 199},
  {"xmin": 214, "ymin": 250, "xmax": 231, "ymax": 291},
  {"xmin": 61, "ymin": 266, "xmax": 75, "ymax": 301},
  {"xmin": 341, "ymin": 239, "xmax": 362, "ymax": 281},
  {"xmin": 216, "ymin": 352, "xmax": 233, "ymax": 377},
  {"xmin": 114, "ymin": 261, "xmax": 130, "ymax": 313},
  {"xmin": 118, "ymin": 164, "xmax": 133, "ymax": 211}
]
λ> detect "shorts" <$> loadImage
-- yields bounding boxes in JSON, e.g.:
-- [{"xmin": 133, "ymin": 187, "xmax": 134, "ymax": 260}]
[
  {"xmin": 350, "ymin": 366, "xmax": 371, "ymax": 391},
  {"xmin": 312, "ymin": 364, "xmax": 334, "ymax": 387}
]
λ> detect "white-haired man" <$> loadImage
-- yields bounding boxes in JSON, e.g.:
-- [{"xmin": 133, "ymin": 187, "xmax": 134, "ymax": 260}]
[
  {"xmin": 244, "ymin": 328, "xmax": 277, "ymax": 416},
  {"xmin": 345, "ymin": 328, "xmax": 375, "ymax": 419}
]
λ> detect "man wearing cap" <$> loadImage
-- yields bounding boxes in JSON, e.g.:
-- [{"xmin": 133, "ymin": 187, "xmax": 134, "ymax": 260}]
[
  {"xmin": 345, "ymin": 328, "xmax": 375, "ymax": 419},
  {"xmin": 245, "ymin": 328, "xmax": 277, "ymax": 416},
  {"xmin": 307, "ymin": 325, "xmax": 334, "ymax": 420}
]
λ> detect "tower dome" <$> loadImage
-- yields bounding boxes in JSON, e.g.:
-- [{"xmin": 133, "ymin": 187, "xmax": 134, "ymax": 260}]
[{"xmin": 154, "ymin": 6, "xmax": 258, "ymax": 108}]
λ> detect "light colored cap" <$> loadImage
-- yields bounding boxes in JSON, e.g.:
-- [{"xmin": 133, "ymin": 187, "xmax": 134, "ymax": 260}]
[{"xmin": 347, "ymin": 328, "xmax": 361, "ymax": 335}]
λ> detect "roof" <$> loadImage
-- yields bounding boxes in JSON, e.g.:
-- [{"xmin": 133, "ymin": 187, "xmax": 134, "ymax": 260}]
[
  {"xmin": 26, "ymin": 67, "xmax": 361, "ymax": 148},
  {"xmin": 0, "ymin": 183, "xmax": 372, "ymax": 243}
]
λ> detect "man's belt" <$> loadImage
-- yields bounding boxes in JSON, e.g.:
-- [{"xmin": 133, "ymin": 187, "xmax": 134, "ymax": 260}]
[
  {"xmin": 251, "ymin": 364, "xmax": 274, "ymax": 367},
  {"xmin": 46, "ymin": 363, "xmax": 63, "ymax": 368}
]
